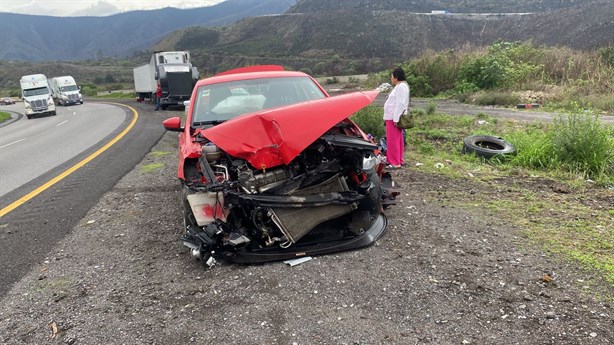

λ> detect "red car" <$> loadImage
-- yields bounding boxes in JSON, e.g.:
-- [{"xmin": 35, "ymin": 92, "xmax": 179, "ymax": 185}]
[{"xmin": 163, "ymin": 65, "xmax": 397, "ymax": 266}]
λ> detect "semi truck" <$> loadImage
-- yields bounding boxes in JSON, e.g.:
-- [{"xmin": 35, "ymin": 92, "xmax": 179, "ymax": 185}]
[
  {"xmin": 133, "ymin": 51, "xmax": 199, "ymax": 110},
  {"xmin": 19, "ymin": 74, "xmax": 56, "ymax": 119},
  {"xmin": 49, "ymin": 75, "xmax": 83, "ymax": 106}
]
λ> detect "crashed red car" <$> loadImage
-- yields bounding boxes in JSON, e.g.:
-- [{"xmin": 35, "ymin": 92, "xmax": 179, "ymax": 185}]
[{"xmin": 163, "ymin": 65, "xmax": 397, "ymax": 266}]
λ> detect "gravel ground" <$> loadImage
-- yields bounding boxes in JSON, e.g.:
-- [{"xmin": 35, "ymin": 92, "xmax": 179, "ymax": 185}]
[{"xmin": 0, "ymin": 106, "xmax": 612, "ymax": 344}]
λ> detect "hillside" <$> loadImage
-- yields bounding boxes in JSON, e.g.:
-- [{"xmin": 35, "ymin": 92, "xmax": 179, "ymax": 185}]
[
  {"xmin": 288, "ymin": 0, "xmax": 586, "ymax": 13},
  {"xmin": 0, "ymin": 0, "xmax": 295, "ymax": 62},
  {"xmin": 0, "ymin": 0, "xmax": 612, "ymax": 90},
  {"xmin": 160, "ymin": 0, "xmax": 613, "ymax": 76}
]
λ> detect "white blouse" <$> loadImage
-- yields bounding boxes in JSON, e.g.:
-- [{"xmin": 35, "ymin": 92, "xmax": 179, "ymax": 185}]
[{"xmin": 383, "ymin": 81, "xmax": 410, "ymax": 122}]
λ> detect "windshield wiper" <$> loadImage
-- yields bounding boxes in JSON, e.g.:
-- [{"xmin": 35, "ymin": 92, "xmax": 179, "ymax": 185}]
[{"xmin": 192, "ymin": 120, "xmax": 225, "ymax": 127}]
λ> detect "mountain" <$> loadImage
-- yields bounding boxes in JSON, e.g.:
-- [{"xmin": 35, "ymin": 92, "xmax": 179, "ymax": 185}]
[
  {"xmin": 70, "ymin": 2, "xmax": 122, "ymax": 17},
  {"xmin": 0, "ymin": 0, "xmax": 296, "ymax": 62},
  {"xmin": 160, "ymin": 0, "xmax": 613, "ymax": 75},
  {"xmin": 287, "ymin": 0, "xmax": 587, "ymax": 13}
]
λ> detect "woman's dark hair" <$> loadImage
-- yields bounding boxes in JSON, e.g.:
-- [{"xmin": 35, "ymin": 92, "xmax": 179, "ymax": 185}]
[{"xmin": 392, "ymin": 67, "xmax": 406, "ymax": 81}]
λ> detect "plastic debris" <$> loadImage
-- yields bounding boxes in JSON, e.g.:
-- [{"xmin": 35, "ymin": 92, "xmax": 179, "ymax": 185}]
[{"xmin": 283, "ymin": 256, "xmax": 313, "ymax": 267}]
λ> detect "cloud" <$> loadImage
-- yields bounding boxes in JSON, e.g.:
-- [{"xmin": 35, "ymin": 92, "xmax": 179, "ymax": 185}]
[{"xmin": 0, "ymin": 0, "xmax": 224, "ymax": 17}]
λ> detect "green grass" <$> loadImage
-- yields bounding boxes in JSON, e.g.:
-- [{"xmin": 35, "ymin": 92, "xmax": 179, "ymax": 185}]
[
  {"xmin": 140, "ymin": 162, "xmax": 165, "ymax": 173},
  {"xmin": 352, "ymin": 107, "xmax": 614, "ymax": 288},
  {"xmin": 95, "ymin": 92, "xmax": 134, "ymax": 99},
  {"xmin": 0, "ymin": 111, "xmax": 11, "ymax": 122},
  {"xmin": 149, "ymin": 151, "xmax": 172, "ymax": 157}
]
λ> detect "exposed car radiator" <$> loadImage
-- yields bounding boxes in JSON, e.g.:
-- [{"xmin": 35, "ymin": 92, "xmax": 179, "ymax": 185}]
[{"xmin": 269, "ymin": 175, "xmax": 354, "ymax": 244}]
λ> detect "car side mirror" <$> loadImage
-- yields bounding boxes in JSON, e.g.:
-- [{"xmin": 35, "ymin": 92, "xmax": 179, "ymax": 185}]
[{"xmin": 163, "ymin": 117, "xmax": 183, "ymax": 132}]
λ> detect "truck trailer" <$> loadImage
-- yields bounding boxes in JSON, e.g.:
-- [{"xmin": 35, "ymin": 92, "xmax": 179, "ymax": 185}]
[
  {"xmin": 19, "ymin": 74, "xmax": 56, "ymax": 119},
  {"xmin": 49, "ymin": 76, "xmax": 83, "ymax": 106},
  {"xmin": 133, "ymin": 51, "xmax": 198, "ymax": 110}
]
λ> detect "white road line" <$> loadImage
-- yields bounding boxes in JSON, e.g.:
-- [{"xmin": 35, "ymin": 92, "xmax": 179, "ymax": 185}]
[
  {"xmin": 56, "ymin": 120, "xmax": 68, "ymax": 127},
  {"xmin": 0, "ymin": 138, "xmax": 26, "ymax": 149}
]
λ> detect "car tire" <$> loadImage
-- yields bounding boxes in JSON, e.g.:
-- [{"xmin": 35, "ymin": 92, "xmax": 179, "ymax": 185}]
[
  {"xmin": 26, "ymin": 115, "xmax": 33, "ymax": 119},
  {"xmin": 462, "ymin": 135, "xmax": 515, "ymax": 159}
]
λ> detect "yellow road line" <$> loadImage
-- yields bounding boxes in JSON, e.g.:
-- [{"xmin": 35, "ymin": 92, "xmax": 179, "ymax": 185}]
[{"xmin": 0, "ymin": 103, "xmax": 138, "ymax": 218}]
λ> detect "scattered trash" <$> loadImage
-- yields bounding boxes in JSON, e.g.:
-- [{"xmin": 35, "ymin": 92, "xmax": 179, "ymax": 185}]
[
  {"xmin": 48, "ymin": 321, "xmax": 59, "ymax": 338},
  {"xmin": 477, "ymin": 120, "xmax": 488, "ymax": 125},
  {"xmin": 86, "ymin": 220, "xmax": 95, "ymax": 224},
  {"xmin": 415, "ymin": 162, "xmax": 424, "ymax": 166},
  {"xmin": 434, "ymin": 163, "xmax": 444, "ymax": 169},
  {"xmin": 284, "ymin": 256, "xmax": 313, "ymax": 267},
  {"xmin": 516, "ymin": 103, "xmax": 540, "ymax": 109},
  {"xmin": 542, "ymin": 273, "xmax": 554, "ymax": 283}
]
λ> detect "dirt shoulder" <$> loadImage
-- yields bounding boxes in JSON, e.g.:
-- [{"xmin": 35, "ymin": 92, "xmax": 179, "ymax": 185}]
[{"xmin": 0, "ymin": 105, "xmax": 612, "ymax": 344}]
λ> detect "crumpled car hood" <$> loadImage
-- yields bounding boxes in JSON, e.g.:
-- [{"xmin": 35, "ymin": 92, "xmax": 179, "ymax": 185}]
[{"xmin": 200, "ymin": 90, "xmax": 379, "ymax": 169}]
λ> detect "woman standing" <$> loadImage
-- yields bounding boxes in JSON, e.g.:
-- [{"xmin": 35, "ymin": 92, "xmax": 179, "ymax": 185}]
[{"xmin": 383, "ymin": 67, "xmax": 410, "ymax": 168}]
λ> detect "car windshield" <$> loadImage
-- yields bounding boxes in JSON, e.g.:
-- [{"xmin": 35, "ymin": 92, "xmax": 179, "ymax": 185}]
[
  {"xmin": 191, "ymin": 76, "xmax": 326, "ymax": 126},
  {"xmin": 23, "ymin": 87, "xmax": 49, "ymax": 97},
  {"xmin": 60, "ymin": 85, "xmax": 79, "ymax": 92}
]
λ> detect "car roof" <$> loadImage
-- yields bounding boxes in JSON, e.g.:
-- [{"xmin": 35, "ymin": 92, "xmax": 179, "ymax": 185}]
[{"xmin": 196, "ymin": 69, "xmax": 312, "ymax": 87}]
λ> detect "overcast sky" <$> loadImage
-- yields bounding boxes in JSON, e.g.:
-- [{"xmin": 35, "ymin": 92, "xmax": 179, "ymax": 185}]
[{"xmin": 0, "ymin": 0, "xmax": 225, "ymax": 17}]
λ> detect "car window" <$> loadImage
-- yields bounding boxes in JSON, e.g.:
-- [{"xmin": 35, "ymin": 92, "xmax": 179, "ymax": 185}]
[{"xmin": 191, "ymin": 76, "xmax": 326, "ymax": 126}]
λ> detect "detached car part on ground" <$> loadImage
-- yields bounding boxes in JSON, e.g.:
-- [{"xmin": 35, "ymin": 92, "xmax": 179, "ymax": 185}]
[
  {"xmin": 163, "ymin": 65, "xmax": 398, "ymax": 267},
  {"xmin": 462, "ymin": 135, "xmax": 516, "ymax": 159}
]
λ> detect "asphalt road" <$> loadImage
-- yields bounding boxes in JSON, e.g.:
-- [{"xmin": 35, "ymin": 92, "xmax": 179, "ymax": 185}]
[
  {"xmin": 0, "ymin": 100, "xmax": 168, "ymax": 297},
  {"xmin": 0, "ymin": 102, "xmax": 125, "ymax": 197}
]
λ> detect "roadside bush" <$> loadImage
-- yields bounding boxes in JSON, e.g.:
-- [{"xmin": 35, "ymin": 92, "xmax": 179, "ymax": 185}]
[
  {"xmin": 506, "ymin": 129, "xmax": 556, "ymax": 170},
  {"xmin": 551, "ymin": 112, "xmax": 613, "ymax": 179},
  {"xmin": 9, "ymin": 88, "xmax": 20, "ymax": 98},
  {"xmin": 426, "ymin": 101, "xmax": 437, "ymax": 115},
  {"xmin": 80, "ymin": 84, "xmax": 98, "ymax": 97},
  {"xmin": 474, "ymin": 91, "xmax": 520, "ymax": 106},
  {"xmin": 299, "ymin": 67, "xmax": 313, "ymax": 76},
  {"xmin": 350, "ymin": 105, "xmax": 384, "ymax": 139},
  {"xmin": 599, "ymin": 46, "xmax": 614, "ymax": 67},
  {"xmin": 585, "ymin": 93, "xmax": 614, "ymax": 114}
]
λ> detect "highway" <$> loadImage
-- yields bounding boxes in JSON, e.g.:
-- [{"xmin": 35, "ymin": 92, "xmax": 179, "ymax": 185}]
[
  {"xmin": 0, "ymin": 102, "xmax": 125, "ymax": 197},
  {"xmin": 0, "ymin": 100, "xmax": 168, "ymax": 296}
]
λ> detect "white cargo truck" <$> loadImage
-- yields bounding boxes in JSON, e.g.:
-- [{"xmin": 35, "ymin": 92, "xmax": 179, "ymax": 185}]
[
  {"xmin": 19, "ymin": 74, "xmax": 56, "ymax": 119},
  {"xmin": 133, "ymin": 51, "xmax": 198, "ymax": 110},
  {"xmin": 49, "ymin": 75, "xmax": 83, "ymax": 106}
]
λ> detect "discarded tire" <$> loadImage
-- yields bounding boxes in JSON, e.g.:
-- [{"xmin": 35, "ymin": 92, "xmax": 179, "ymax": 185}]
[{"xmin": 462, "ymin": 135, "xmax": 515, "ymax": 159}]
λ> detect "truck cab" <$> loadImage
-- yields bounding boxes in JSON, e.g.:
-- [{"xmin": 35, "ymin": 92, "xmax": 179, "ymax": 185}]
[
  {"xmin": 19, "ymin": 74, "xmax": 56, "ymax": 119},
  {"xmin": 133, "ymin": 50, "xmax": 198, "ymax": 110},
  {"xmin": 49, "ymin": 76, "xmax": 83, "ymax": 106}
]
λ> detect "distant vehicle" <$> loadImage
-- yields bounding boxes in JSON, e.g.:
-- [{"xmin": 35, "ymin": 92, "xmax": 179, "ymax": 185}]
[
  {"xmin": 0, "ymin": 97, "xmax": 15, "ymax": 105},
  {"xmin": 133, "ymin": 51, "xmax": 198, "ymax": 110},
  {"xmin": 19, "ymin": 74, "xmax": 56, "ymax": 119},
  {"xmin": 49, "ymin": 76, "xmax": 83, "ymax": 106}
]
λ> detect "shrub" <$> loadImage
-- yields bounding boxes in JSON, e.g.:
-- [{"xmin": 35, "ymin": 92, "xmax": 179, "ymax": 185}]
[
  {"xmin": 551, "ymin": 112, "xmax": 614, "ymax": 179},
  {"xmin": 475, "ymin": 91, "xmax": 520, "ymax": 106},
  {"xmin": 506, "ymin": 129, "xmax": 556, "ymax": 170},
  {"xmin": 80, "ymin": 84, "xmax": 98, "ymax": 97},
  {"xmin": 426, "ymin": 102, "xmax": 437, "ymax": 115},
  {"xmin": 598, "ymin": 46, "xmax": 614, "ymax": 67},
  {"xmin": 350, "ymin": 105, "xmax": 384, "ymax": 139}
]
